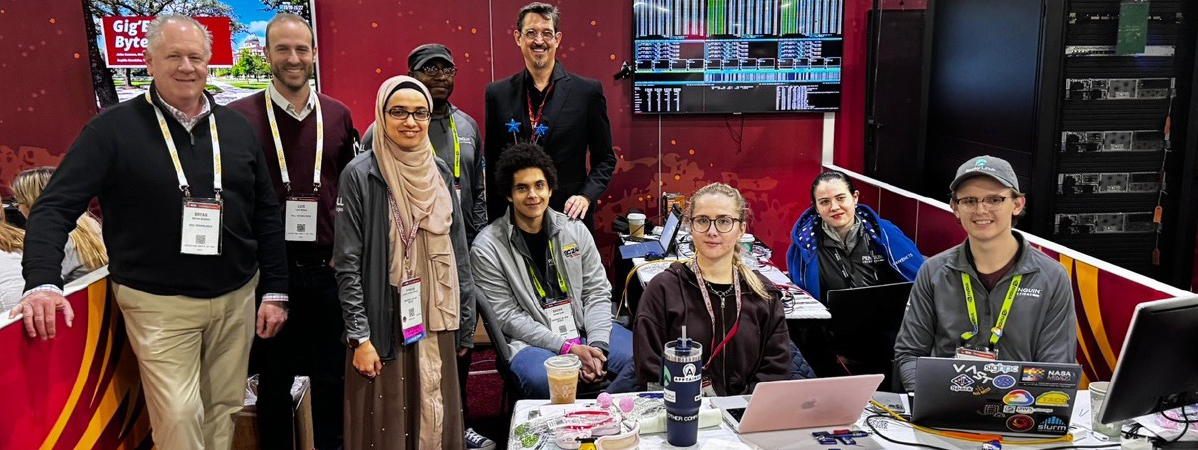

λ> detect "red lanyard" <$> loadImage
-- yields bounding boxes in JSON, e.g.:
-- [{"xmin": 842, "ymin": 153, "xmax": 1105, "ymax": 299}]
[
  {"xmin": 384, "ymin": 186, "xmax": 421, "ymax": 279},
  {"xmin": 690, "ymin": 259, "xmax": 742, "ymax": 370},
  {"xmin": 526, "ymin": 81, "xmax": 556, "ymax": 132}
]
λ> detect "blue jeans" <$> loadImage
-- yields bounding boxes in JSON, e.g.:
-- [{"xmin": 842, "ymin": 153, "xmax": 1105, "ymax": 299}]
[{"xmin": 509, "ymin": 324, "xmax": 638, "ymax": 399}]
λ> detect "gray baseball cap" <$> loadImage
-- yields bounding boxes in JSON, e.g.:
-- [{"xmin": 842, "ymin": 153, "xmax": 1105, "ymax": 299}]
[
  {"xmin": 408, "ymin": 43, "xmax": 454, "ymax": 71},
  {"xmin": 949, "ymin": 155, "xmax": 1020, "ymax": 192}
]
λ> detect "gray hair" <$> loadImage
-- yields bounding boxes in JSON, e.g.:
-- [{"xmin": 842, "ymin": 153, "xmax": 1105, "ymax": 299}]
[{"xmin": 146, "ymin": 15, "xmax": 213, "ymax": 56}]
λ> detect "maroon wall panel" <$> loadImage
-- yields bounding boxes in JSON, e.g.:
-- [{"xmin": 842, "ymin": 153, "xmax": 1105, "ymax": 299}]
[
  {"xmin": 0, "ymin": 1, "xmax": 96, "ymax": 196},
  {"xmin": 317, "ymin": 0, "xmax": 832, "ymax": 265}
]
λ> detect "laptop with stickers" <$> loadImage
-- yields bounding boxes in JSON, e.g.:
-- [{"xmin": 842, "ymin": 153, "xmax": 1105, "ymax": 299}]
[{"xmin": 912, "ymin": 357, "xmax": 1082, "ymax": 436}]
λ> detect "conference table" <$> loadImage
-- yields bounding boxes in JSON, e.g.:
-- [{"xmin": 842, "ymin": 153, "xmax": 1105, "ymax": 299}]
[{"xmin": 506, "ymin": 391, "xmax": 1116, "ymax": 450}]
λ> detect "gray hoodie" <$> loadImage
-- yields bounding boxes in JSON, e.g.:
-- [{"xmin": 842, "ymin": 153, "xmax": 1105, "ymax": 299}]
[
  {"xmin": 470, "ymin": 208, "xmax": 613, "ymax": 361},
  {"xmin": 894, "ymin": 232, "xmax": 1076, "ymax": 391}
]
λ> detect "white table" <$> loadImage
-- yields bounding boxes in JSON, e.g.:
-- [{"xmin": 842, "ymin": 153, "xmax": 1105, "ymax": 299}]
[{"xmin": 507, "ymin": 391, "xmax": 1113, "ymax": 450}]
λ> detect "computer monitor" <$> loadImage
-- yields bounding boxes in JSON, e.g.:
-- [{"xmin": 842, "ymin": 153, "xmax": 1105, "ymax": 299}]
[{"xmin": 1098, "ymin": 295, "xmax": 1198, "ymax": 424}]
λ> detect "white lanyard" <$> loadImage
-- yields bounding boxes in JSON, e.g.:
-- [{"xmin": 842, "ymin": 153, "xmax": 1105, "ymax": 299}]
[
  {"xmin": 265, "ymin": 89, "xmax": 324, "ymax": 193},
  {"xmin": 145, "ymin": 91, "xmax": 222, "ymax": 198}
]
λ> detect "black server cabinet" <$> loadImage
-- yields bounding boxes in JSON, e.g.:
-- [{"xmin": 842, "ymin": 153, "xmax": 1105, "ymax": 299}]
[{"xmin": 870, "ymin": 0, "xmax": 1198, "ymax": 287}]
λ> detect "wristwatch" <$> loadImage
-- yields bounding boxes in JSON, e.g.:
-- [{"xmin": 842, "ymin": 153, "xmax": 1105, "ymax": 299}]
[{"xmin": 349, "ymin": 337, "xmax": 370, "ymax": 348}]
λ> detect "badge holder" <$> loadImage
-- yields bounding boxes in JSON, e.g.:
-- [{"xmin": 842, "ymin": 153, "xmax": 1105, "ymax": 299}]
[
  {"xmin": 181, "ymin": 197, "xmax": 223, "ymax": 255},
  {"xmin": 543, "ymin": 296, "xmax": 581, "ymax": 343},
  {"xmin": 399, "ymin": 278, "xmax": 425, "ymax": 345},
  {"xmin": 954, "ymin": 346, "xmax": 999, "ymax": 361},
  {"xmin": 284, "ymin": 194, "xmax": 320, "ymax": 242}
]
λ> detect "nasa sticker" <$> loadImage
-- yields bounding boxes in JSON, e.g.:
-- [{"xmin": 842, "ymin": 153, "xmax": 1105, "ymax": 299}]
[
  {"xmin": 993, "ymin": 375, "xmax": 1017, "ymax": 389},
  {"xmin": 1006, "ymin": 414, "xmax": 1036, "ymax": 432}
]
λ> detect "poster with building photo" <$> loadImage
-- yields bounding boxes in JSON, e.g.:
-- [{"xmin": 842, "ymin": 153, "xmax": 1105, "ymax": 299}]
[{"xmin": 84, "ymin": 0, "xmax": 318, "ymax": 107}]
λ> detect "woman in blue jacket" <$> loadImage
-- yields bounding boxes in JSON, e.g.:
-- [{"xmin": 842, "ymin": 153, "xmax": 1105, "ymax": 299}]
[{"xmin": 787, "ymin": 170, "xmax": 924, "ymax": 303}]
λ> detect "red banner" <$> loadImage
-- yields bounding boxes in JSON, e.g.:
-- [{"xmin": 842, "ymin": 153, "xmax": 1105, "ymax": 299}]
[
  {"xmin": 0, "ymin": 273, "xmax": 154, "ymax": 450},
  {"xmin": 102, "ymin": 16, "xmax": 234, "ymax": 68}
]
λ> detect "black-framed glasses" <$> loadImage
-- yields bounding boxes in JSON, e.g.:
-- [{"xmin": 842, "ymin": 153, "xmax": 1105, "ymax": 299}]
[
  {"xmin": 386, "ymin": 107, "xmax": 431, "ymax": 121},
  {"xmin": 690, "ymin": 215, "xmax": 741, "ymax": 233},
  {"xmin": 419, "ymin": 66, "xmax": 457, "ymax": 77},
  {"xmin": 521, "ymin": 29, "xmax": 558, "ymax": 42},
  {"xmin": 954, "ymin": 195, "xmax": 1009, "ymax": 211}
]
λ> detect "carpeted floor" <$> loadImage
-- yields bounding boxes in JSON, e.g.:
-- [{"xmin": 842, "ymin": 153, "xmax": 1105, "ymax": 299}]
[{"xmin": 464, "ymin": 345, "xmax": 512, "ymax": 448}]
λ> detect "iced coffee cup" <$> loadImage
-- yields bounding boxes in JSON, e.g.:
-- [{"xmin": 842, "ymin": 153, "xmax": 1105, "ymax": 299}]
[{"xmin": 545, "ymin": 354, "xmax": 582, "ymax": 404}]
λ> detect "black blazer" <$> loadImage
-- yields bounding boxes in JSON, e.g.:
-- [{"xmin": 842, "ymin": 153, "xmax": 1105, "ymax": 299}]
[{"xmin": 483, "ymin": 62, "xmax": 616, "ymax": 221}]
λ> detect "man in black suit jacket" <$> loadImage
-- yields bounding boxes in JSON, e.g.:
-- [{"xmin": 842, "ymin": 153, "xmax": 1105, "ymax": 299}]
[{"xmin": 485, "ymin": 2, "xmax": 616, "ymax": 227}]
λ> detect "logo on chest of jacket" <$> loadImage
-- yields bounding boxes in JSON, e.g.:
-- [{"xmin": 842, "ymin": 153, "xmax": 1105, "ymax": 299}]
[
  {"xmin": 1017, "ymin": 287, "xmax": 1042, "ymax": 299},
  {"xmin": 861, "ymin": 254, "xmax": 886, "ymax": 264},
  {"xmin": 562, "ymin": 243, "xmax": 580, "ymax": 258}
]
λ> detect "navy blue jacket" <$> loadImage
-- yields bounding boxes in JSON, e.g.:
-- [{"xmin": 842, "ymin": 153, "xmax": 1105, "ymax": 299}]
[{"xmin": 786, "ymin": 205, "xmax": 924, "ymax": 302}]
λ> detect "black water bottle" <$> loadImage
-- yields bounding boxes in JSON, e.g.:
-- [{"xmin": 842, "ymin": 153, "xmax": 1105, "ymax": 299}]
[{"xmin": 663, "ymin": 326, "xmax": 702, "ymax": 447}]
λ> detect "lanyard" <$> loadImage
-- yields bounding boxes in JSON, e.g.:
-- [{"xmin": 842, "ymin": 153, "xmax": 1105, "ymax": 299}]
[
  {"xmin": 690, "ymin": 259, "xmax": 742, "ymax": 370},
  {"xmin": 527, "ymin": 240, "xmax": 569, "ymax": 301},
  {"xmin": 264, "ymin": 90, "xmax": 324, "ymax": 194},
  {"xmin": 446, "ymin": 116, "xmax": 461, "ymax": 180},
  {"xmin": 526, "ymin": 81, "xmax": 556, "ymax": 135},
  {"xmin": 961, "ymin": 273, "xmax": 1023, "ymax": 349},
  {"xmin": 145, "ymin": 92, "xmax": 221, "ymax": 198},
  {"xmin": 384, "ymin": 187, "xmax": 421, "ymax": 280}
]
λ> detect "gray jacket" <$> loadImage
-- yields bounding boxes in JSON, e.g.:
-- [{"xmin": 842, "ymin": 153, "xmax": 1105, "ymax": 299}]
[
  {"xmin": 362, "ymin": 104, "xmax": 487, "ymax": 243},
  {"xmin": 470, "ymin": 208, "xmax": 613, "ymax": 361},
  {"xmin": 332, "ymin": 150, "xmax": 478, "ymax": 360},
  {"xmin": 894, "ymin": 232, "xmax": 1076, "ymax": 391}
]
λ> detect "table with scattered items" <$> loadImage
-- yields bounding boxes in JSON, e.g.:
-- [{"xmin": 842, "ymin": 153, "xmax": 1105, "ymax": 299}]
[{"xmin": 503, "ymin": 390, "xmax": 1172, "ymax": 450}]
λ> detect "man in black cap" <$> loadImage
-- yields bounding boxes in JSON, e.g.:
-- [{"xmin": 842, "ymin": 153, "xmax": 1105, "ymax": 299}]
[
  {"xmin": 362, "ymin": 43, "xmax": 486, "ymax": 242},
  {"xmin": 360, "ymin": 43, "xmax": 494, "ymax": 450}
]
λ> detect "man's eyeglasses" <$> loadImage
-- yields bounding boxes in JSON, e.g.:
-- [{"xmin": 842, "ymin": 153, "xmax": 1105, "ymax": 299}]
[
  {"xmin": 419, "ymin": 66, "xmax": 457, "ymax": 77},
  {"xmin": 690, "ymin": 215, "xmax": 742, "ymax": 233},
  {"xmin": 521, "ymin": 29, "xmax": 558, "ymax": 42},
  {"xmin": 953, "ymin": 196, "xmax": 1009, "ymax": 211},
  {"xmin": 386, "ymin": 108, "xmax": 431, "ymax": 121}
]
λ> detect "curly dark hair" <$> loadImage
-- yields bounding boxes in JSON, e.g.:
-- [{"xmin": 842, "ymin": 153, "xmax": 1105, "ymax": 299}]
[{"xmin": 496, "ymin": 143, "xmax": 558, "ymax": 198}]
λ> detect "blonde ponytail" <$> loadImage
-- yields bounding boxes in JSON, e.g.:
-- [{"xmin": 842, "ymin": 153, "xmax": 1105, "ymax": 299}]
[{"xmin": 69, "ymin": 213, "xmax": 107, "ymax": 270}]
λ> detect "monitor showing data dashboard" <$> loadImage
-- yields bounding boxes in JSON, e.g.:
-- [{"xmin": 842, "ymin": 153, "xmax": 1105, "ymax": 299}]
[{"xmin": 633, "ymin": 0, "xmax": 843, "ymax": 114}]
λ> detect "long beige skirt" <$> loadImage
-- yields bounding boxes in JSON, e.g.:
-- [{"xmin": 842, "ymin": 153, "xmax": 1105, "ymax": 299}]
[{"xmin": 343, "ymin": 330, "xmax": 465, "ymax": 449}]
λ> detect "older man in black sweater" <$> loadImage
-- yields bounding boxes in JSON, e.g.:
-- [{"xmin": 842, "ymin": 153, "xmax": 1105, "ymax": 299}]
[{"xmin": 12, "ymin": 15, "xmax": 289, "ymax": 450}]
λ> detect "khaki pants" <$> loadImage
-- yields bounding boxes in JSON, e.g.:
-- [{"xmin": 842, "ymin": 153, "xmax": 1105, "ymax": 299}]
[{"xmin": 113, "ymin": 274, "xmax": 257, "ymax": 450}]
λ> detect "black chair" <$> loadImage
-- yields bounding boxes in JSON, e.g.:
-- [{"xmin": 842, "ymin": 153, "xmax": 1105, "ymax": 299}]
[{"xmin": 474, "ymin": 298, "xmax": 612, "ymax": 415}]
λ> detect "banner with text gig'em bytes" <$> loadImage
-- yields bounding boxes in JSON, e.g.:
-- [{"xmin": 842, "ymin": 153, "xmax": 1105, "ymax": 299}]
[{"xmin": 102, "ymin": 16, "xmax": 234, "ymax": 68}]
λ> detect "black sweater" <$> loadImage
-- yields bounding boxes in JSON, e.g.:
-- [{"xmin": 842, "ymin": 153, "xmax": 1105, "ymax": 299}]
[{"xmin": 22, "ymin": 86, "xmax": 289, "ymax": 297}]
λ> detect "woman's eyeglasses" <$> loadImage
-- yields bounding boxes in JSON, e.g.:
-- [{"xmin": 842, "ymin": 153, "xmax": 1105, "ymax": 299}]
[
  {"xmin": 386, "ymin": 108, "xmax": 431, "ymax": 121},
  {"xmin": 689, "ymin": 215, "xmax": 741, "ymax": 233}
]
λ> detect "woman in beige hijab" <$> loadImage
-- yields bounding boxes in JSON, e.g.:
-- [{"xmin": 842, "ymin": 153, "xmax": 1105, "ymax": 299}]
[{"xmin": 333, "ymin": 75, "xmax": 478, "ymax": 449}]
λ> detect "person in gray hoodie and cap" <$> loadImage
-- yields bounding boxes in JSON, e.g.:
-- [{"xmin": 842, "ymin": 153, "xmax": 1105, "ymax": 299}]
[
  {"xmin": 471, "ymin": 143, "xmax": 636, "ymax": 398},
  {"xmin": 362, "ymin": 43, "xmax": 487, "ymax": 243},
  {"xmin": 894, "ymin": 155, "xmax": 1076, "ymax": 391}
]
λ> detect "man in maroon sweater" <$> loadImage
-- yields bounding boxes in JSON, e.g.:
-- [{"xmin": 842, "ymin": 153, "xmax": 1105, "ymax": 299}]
[{"xmin": 227, "ymin": 13, "xmax": 357, "ymax": 450}]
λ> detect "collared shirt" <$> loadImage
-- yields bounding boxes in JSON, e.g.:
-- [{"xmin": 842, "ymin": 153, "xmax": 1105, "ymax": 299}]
[
  {"xmin": 267, "ymin": 82, "xmax": 317, "ymax": 121},
  {"xmin": 158, "ymin": 93, "xmax": 211, "ymax": 132},
  {"xmin": 821, "ymin": 217, "xmax": 863, "ymax": 253}
]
